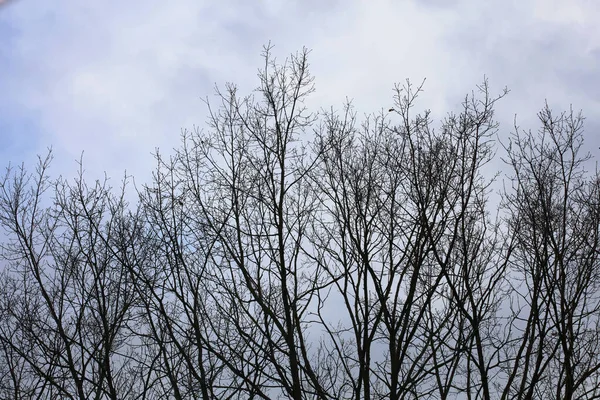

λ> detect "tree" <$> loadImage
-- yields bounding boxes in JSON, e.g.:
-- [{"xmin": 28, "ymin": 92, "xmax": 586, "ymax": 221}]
[
  {"xmin": 309, "ymin": 79, "xmax": 508, "ymax": 400},
  {"xmin": 135, "ymin": 45, "xmax": 327, "ymax": 400},
  {"xmin": 500, "ymin": 106, "xmax": 600, "ymax": 400},
  {"xmin": 1, "ymin": 46, "xmax": 599, "ymax": 399},
  {"xmin": 0, "ymin": 156, "xmax": 145, "ymax": 399}
]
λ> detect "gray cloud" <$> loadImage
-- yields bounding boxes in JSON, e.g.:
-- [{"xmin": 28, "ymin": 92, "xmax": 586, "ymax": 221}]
[{"xmin": 1, "ymin": 0, "xmax": 598, "ymax": 182}]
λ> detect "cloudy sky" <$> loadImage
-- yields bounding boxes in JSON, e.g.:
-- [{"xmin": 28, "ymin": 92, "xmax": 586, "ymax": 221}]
[{"xmin": 1, "ymin": 0, "xmax": 599, "ymax": 187}]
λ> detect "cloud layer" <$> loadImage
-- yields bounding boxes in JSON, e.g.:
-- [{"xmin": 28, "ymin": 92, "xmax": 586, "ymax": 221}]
[{"xmin": 1, "ymin": 0, "xmax": 598, "ymax": 184}]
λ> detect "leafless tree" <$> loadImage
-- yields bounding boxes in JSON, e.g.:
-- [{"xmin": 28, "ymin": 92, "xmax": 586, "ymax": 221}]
[
  {"xmin": 1, "ymin": 46, "xmax": 599, "ymax": 400},
  {"xmin": 500, "ymin": 105, "xmax": 600, "ymax": 400},
  {"xmin": 0, "ymin": 154, "xmax": 145, "ymax": 399},
  {"xmin": 308, "ymin": 79, "xmax": 509, "ymax": 400},
  {"xmin": 133, "ymin": 45, "xmax": 328, "ymax": 399}
]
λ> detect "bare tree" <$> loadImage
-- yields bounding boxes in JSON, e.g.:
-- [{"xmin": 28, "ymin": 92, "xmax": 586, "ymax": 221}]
[
  {"xmin": 0, "ymin": 154, "xmax": 145, "ymax": 400},
  {"xmin": 500, "ymin": 105, "xmax": 600, "ymax": 400},
  {"xmin": 1, "ymin": 46, "xmax": 599, "ymax": 400},
  {"xmin": 133, "ymin": 45, "xmax": 328, "ymax": 399},
  {"xmin": 308, "ymin": 79, "xmax": 509, "ymax": 400}
]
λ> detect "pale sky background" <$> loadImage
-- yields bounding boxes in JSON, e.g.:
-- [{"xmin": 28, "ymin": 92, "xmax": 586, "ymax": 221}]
[{"xmin": 1, "ymin": 0, "xmax": 599, "ymax": 188}]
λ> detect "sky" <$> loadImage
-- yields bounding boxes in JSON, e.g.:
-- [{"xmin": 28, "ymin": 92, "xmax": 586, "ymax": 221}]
[{"xmin": 1, "ymin": 0, "xmax": 599, "ymax": 189}]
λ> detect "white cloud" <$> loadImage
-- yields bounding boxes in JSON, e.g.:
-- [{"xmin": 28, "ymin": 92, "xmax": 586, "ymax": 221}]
[{"xmin": 1, "ymin": 0, "xmax": 598, "ymax": 184}]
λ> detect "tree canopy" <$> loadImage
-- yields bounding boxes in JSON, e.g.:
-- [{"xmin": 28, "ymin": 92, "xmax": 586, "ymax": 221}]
[{"xmin": 1, "ymin": 46, "xmax": 599, "ymax": 400}]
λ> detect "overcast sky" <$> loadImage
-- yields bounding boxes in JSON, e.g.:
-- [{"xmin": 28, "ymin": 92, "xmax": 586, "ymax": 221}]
[{"xmin": 1, "ymin": 0, "xmax": 599, "ymax": 187}]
